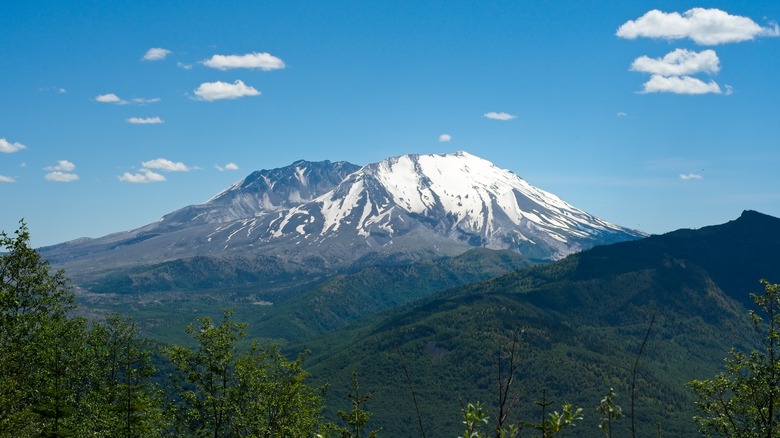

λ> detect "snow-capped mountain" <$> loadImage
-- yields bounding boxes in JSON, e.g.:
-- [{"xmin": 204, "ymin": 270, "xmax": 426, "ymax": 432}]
[
  {"xmin": 42, "ymin": 152, "xmax": 644, "ymax": 275},
  {"xmin": 205, "ymin": 152, "xmax": 644, "ymax": 261}
]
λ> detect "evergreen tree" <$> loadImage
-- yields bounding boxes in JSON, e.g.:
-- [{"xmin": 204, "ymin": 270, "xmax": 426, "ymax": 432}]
[
  {"xmin": 0, "ymin": 220, "xmax": 84, "ymax": 436},
  {"xmin": 165, "ymin": 310, "xmax": 323, "ymax": 437}
]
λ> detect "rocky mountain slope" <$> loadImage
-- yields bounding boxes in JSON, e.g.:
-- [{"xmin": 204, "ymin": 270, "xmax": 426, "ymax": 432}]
[{"xmin": 41, "ymin": 152, "xmax": 644, "ymax": 279}]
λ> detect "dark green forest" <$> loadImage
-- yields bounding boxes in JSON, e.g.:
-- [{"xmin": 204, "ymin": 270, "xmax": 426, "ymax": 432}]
[{"xmin": 5, "ymin": 217, "xmax": 780, "ymax": 437}]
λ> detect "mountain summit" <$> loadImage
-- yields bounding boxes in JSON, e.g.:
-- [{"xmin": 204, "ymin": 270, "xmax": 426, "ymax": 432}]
[
  {"xmin": 242, "ymin": 151, "xmax": 644, "ymax": 260},
  {"xmin": 42, "ymin": 152, "xmax": 644, "ymax": 274}
]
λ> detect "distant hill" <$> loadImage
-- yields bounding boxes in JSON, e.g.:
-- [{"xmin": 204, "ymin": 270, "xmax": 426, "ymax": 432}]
[{"xmin": 303, "ymin": 211, "xmax": 778, "ymax": 437}]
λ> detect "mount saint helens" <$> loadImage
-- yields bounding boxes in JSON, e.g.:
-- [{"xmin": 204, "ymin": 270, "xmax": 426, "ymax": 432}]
[{"xmin": 41, "ymin": 152, "xmax": 644, "ymax": 279}]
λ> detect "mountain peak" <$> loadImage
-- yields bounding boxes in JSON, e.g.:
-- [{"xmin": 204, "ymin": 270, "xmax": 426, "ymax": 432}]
[
  {"xmin": 42, "ymin": 151, "xmax": 645, "ymax": 271},
  {"xmin": 261, "ymin": 151, "xmax": 645, "ymax": 261}
]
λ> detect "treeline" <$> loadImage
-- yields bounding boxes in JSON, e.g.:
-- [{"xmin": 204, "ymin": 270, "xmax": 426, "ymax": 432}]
[
  {"xmin": 5, "ymin": 220, "xmax": 780, "ymax": 437},
  {"xmin": 0, "ymin": 223, "xmax": 363, "ymax": 437}
]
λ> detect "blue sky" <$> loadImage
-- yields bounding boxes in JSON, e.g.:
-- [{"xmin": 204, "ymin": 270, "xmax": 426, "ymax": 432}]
[{"xmin": 2, "ymin": 1, "xmax": 779, "ymax": 247}]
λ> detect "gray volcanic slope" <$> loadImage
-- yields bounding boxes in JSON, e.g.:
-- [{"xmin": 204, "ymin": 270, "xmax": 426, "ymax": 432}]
[{"xmin": 41, "ymin": 152, "xmax": 645, "ymax": 278}]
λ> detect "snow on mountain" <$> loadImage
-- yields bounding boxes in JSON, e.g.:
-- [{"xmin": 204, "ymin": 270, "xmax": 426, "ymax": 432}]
[
  {"xmin": 155, "ymin": 159, "xmax": 360, "ymax": 226},
  {"xmin": 42, "ymin": 151, "xmax": 644, "ymax": 274},
  {"xmin": 205, "ymin": 151, "xmax": 645, "ymax": 261}
]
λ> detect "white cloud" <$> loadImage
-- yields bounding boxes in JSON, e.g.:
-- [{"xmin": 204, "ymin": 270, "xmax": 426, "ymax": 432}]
[
  {"xmin": 141, "ymin": 158, "xmax": 192, "ymax": 172},
  {"xmin": 194, "ymin": 80, "xmax": 260, "ymax": 101},
  {"xmin": 96, "ymin": 93, "xmax": 125, "ymax": 104},
  {"xmin": 39, "ymin": 86, "xmax": 66, "ymax": 94},
  {"xmin": 95, "ymin": 94, "xmax": 159, "ymax": 105},
  {"xmin": 484, "ymin": 112, "xmax": 517, "ymax": 121},
  {"xmin": 679, "ymin": 173, "xmax": 704, "ymax": 180},
  {"xmin": 216, "ymin": 162, "xmax": 239, "ymax": 171},
  {"xmin": 143, "ymin": 47, "xmax": 172, "ymax": 61},
  {"xmin": 130, "ymin": 97, "xmax": 161, "ymax": 104},
  {"xmin": 45, "ymin": 160, "xmax": 76, "ymax": 172},
  {"xmin": 202, "ymin": 52, "xmax": 285, "ymax": 71},
  {"xmin": 617, "ymin": 8, "xmax": 780, "ymax": 45},
  {"xmin": 616, "ymin": 112, "xmax": 628, "ymax": 117},
  {"xmin": 127, "ymin": 117, "xmax": 164, "ymax": 124},
  {"xmin": 631, "ymin": 49, "xmax": 720, "ymax": 76},
  {"xmin": 118, "ymin": 169, "xmax": 166, "ymax": 183},
  {"xmin": 0, "ymin": 138, "xmax": 27, "ymax": 153},
  {"xmin": 0, "ymin": 175, "xmax": 15, "ymax": 183},
  {"xmin": 640, "ymin": 75, "xmax": 723, "ymax": 94},
  {"xmin": 45, "ymin": 171, "xmax": 79, "ymax": 182},
  {"xmin": 438, "ymin": 134, "xmax": 452, "ymax": 142},
  {"xmin": 177, "ymin": 62, "xmax": 193, "ymax": 70}
]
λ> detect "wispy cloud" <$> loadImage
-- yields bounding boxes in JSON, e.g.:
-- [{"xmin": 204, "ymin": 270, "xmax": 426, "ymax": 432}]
[
  {"xmin": 202, "ymin": 52, "xmax": 285, "ymax": 71},
  {"xmin": 214, "ymin": 162, "xmax": 238, "ymax": 172},
  {"xmin": 127, "ymin": 117, "xmax": 164, "ymax": 124},
  {"xmin": 143, "ymin": 47, "xmax": 172, "ymax": 61},
  {"xmin": 95, "ymin": 94, "xmax": 160, "ymax": 105},
  {"xmin": 131, "ymin": 97, "xmax": 161, "ymax": 104},
  {"xmin": 45, "ymin": 171, "xmax": 79, "ymax": 182},
  {"xmin": 631, "ymin": 49, "xmax": 720, "ymax": 76},
  {"xmin": 194, "ymin": 80, "xmax": 260, "ymax": 101},
  {"xmin": 118, "ymin": 169, "xmax": 166, "ymax": 183},
  {"xmin": 483, "ymin": 112, "xmax": 517, "ymax": 121},
  {"xmin": 215, "ymin": 162, "xmax": 239, "ymax": 172},
  {"xmin": 679, "ymin": 173, "xmax": 704, "ymax": 180},
  {"xmin": 44, "ymin": 160, "xmax": 79, "ymax": 182},
  {"xmin": 640, "ymin": 75, "xmax": 724, "ymax": 94},
  {"xmin": 438, "ymin": 134, "xmax": 452, "ymax": 142},
  {"xmin": 95, "ymin": 93, "xmax": 124, "ymax": 104},
  {"xmin": 39, "ymin": 86, "xmax": 66, "ymax": 94},
  {"xmin": 617, "ymin": 8, "xmax": 780, "ymax": 45},
  {"xmin": 0, "ymin": 175, "xmax": 15, "ymax": 183},
  {"xmin": 45, "ymin": 160, "xmax": 76, "ymax": 172},
  {"xmin": 141, "ymin": 158, "xmax": 193, "ymax": 172},
  {"xmin": 616, "ymin": 112, "xmax": 628, "ymax": 117},
  {"xmin": 0, "ymin": 138, "xmax": 27, "ymax": 154}
]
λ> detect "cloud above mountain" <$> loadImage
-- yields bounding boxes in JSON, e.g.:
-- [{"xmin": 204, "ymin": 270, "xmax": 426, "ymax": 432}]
[
  {"xmin": 118, "ymin": 169, "xmax": 166, "ymax": 183},
  {"xmin": 631, "ymin": 49, "xmax": 720, "ymax": 76},
  {"xmin": 194, "ymin": 80, "xmax": 260, "ymax": 101},
  {"xmin": 0, "ymin": 138, "xmax": 27, "ymax": 154},
  {"xmin": 202, "ymin": 52, "xmax": 285, "ymax": 71},
  {"xmin": 119, "ymin": 158, "xmax": 195, "ymax": 183},
  {"xmin": 95, "ymin": 94, "xmax": 160, "ymax": 105},
  {"xmin": 619, "ymin": 8, "xmax": 776, "ymax": 95},
  {"xmin": 44, "ymin": 160, "xmax": 79, "ymax": 182},
  {"xmin": 483, "ymin": 112, "xmax": 516, "ymax": 121},
  {"xmin": 640, "ymin": 75, "xmax": 725, "ymax": 95},
  {"xmin": 141, "ymin": 158, "xmax": 193, "ymax": 172},
  {"xmin": 215, "ymin": 162, "xmax": 239, "ymax": 171},
  {"xmin": 127, "ymin": 117, "xmax": 164, "ymax": 124},
  {"xmin": 617, "ymin": 8, "xmax": 780, "ymax": 45},
  {"xmin": 142, "ymin": 47, "xmax": 172, "ymax": 61}
]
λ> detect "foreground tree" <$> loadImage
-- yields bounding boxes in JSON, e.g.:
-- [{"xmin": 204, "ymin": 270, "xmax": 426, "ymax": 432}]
[
  {"xmin": 84, "ymin": 313, "xmax": 165, "ymax": 436},
  {"xmin": 689, "ymin": 280, "xmax": 780, "ymax": 437},
  {"xmin": 165, "ymin": 310, "xmax": 323, "ymax": 437},
  {"xmin": 0, "ymin": 220, "xmax": 87, "ymax": 436}
]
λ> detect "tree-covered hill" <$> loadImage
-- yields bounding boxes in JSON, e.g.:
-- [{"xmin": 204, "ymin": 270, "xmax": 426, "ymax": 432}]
[{"xmin": 302, "ymin": 211, "xmax": 779, "ymax": 437}]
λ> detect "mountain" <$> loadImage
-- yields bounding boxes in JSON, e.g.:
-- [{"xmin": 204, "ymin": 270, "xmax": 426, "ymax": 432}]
[
  {"xmin": 248, "ymin": 151, "xmax": 644, "ymax": 261},
  {"xmin": 42, "ymin": 152, "xmax": 643, "ymax": 280},
  {"xmin": 41, "ymin": 159, "xmax": 360, "ymax": 276},
  {"xmin": 303, "ymin": 211, "xmax": 779, "ymax": 437}
]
